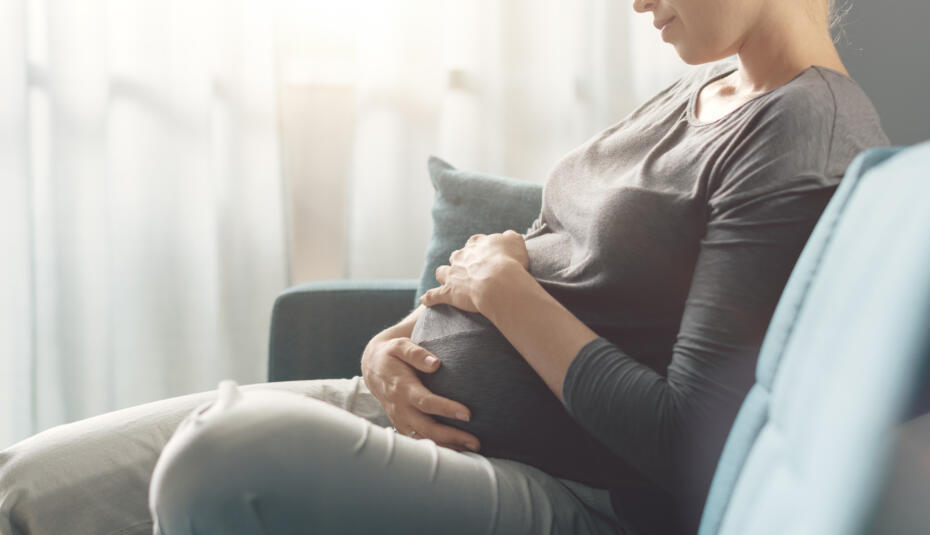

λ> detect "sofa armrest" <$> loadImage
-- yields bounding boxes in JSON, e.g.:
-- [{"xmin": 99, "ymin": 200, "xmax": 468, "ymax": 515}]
[{"xmin": 268, "ymin": 279, "xmax": 418, "ymax": 382}]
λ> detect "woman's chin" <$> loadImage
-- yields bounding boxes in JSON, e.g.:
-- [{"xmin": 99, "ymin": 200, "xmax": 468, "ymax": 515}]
[
  {"xmin": 677, "ymin": 47, "xmax": 712, "ymax": 65},
  {"xmin": 673, "ymin": 42, "xmax": 740, "ymax": 67}
]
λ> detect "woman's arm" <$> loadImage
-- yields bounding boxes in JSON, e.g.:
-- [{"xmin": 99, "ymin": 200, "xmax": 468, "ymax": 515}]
[
  {"xmin": 421, "ymin": 173, "xmax": 838, "ymax": 505},
  {"xmin": 475, "ymin": 260, "xmax": 599, "ymax": 401}
]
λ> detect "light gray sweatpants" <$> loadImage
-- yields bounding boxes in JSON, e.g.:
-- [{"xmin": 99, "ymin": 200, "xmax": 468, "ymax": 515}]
[{"xmin": 0, "ymin": 377, "xmax": 628, "ymax": 535}]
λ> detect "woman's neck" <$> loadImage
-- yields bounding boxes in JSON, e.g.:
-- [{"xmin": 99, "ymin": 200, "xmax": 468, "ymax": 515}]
[{"xmin": 730, "ymin": 4, "xmax": 848, "ymax": 97}]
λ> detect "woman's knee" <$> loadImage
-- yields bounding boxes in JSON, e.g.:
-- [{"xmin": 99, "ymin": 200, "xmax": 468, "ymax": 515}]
[
  {"xmin": 147, "ymin": 429, "xmax": 246, "ymax": 534},
  {"xmin": 149, "ymin": 381, "xmax": 365, "ymax": 533}
]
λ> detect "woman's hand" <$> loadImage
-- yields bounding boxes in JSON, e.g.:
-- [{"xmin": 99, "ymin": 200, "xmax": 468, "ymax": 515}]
[
  {"xmin": 361, "ymin": 336, "xmax": 481, "ymax": 452},
  {"xmin": 420, "ymin": 230, "xmax": 529, "ymax": 313}
]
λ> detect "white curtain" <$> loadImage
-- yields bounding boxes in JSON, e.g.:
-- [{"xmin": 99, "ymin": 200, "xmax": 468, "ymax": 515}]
[
  {"xmin": 276, "ymin": 0, "xmax": 687, "ymax": 280},
  {"xmin": 0, "ymin": 0, "xmax": 286, "ymax": 448},
  {"xmin": 1, "ymin": 0, "xmax": 686, "ymax": 448}
]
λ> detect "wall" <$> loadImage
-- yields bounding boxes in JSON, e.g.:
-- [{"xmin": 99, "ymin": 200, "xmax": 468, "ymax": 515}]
[{"xmin": 837, "ymin": 0, "xmax": 930, "ymax": 145}]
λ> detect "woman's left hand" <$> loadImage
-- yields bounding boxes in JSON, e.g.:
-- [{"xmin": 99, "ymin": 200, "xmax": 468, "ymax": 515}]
[{"xmin": 419, "ymin": 230, "xmax": 529, "ymax": 314}]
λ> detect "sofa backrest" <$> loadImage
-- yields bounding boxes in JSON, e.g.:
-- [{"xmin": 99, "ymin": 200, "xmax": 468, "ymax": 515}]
[{"xmin": 698, "ymin": 143, "xmax": 930, "ymax": 535}]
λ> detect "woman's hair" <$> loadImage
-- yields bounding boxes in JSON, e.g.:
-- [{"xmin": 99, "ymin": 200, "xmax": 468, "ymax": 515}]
[{"xmin": 827, "ymin": 0, "xmax": 853, "ymax": 36}]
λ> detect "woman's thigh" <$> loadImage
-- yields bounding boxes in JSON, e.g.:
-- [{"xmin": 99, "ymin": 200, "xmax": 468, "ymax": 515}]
[
  {"xmin": 149, "ymin": 382, "xmax": 626, "ymax": 535},
  {"xmin": 0, "ymin": 377, "xmax": 385, "ymax": 535}
]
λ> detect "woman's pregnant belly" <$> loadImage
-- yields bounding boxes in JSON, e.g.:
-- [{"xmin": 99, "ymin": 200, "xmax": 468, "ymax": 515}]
[{"xmin": 410, "ymin": 304, "xmax": 618, "ymax": 486}]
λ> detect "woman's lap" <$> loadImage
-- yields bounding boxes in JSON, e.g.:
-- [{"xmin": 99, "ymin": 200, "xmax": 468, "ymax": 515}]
[
  {"xmin": 150, "ymin": 379, "xmax": 625, "ymax": 535},
  {"xmin": 0, "ymin": 377, "xmax": 626, "ymax": 535}
]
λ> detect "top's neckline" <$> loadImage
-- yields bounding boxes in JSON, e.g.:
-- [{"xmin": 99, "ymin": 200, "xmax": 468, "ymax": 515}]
[{"xmin": 686, "ymin": 64, "xmax": 855, "ymax": 127}]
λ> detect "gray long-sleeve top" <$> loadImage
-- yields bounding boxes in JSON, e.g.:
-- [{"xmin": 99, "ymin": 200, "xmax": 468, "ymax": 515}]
[{"xmin": 545, "ymin": 61, "xmax": 888, "ymax": 531}]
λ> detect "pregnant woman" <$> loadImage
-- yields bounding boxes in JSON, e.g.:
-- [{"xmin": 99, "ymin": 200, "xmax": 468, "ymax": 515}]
[{"xmin": 0, "ymin": 0, "xmax": 888, "ymax": 534}]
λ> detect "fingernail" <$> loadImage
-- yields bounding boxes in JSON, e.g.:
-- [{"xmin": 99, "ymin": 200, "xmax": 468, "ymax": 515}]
[
  {"xmin": 465, "ymin": 442, "xmax": 479, "ymax": 452},
  {"xmin": 456, "ymin": 411, "xmax": 470, "ymax": 422},
  {"xmin": 425, "ymin": 355, "xmax": 439, "ymax": 366}
]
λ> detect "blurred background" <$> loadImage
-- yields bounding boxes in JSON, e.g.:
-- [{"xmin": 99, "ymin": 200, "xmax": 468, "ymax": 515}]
[{"xmin": 0, "ymin": 0, "xmax": 927, "ymax": 449}]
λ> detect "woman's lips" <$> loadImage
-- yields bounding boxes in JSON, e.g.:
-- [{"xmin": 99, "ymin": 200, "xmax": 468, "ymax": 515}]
[
  {"xmin": 657, "ymin": 17, "xmax": 675, "ymax": 41},
  {"xmin": 653, "ymin": 16, "xmax": 674, "ymax": 31}
]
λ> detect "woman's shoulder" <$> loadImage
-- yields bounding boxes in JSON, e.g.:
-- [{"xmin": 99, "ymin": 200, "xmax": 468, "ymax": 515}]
[
  {"xmin": 757, "ymin": 66, "xmax": 890, "ymax": 174},
  {"xmin": 767, "ymin": 67, "xmax": 874, "ymax": 115},
  {"xmin": 704, "ymin": 65, "xmax": 889, "ymax": 202},
  {"xmin": 806, "ymin": 66, "xmax": 890, "ymax": 147}
]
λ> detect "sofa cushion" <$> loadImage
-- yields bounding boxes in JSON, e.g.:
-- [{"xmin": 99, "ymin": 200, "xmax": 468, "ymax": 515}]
[
  {"xmin": 698, "ymin": 143, "xmax": 930, "ymax": 534},
  {"xmin": 415, "ymin": 156, "xmax": 543, "ymax": 305}
]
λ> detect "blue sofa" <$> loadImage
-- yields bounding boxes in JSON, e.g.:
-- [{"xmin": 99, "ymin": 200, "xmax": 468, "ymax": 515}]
[{"xmin": 268, "ymin": 143, "xmax": 930, "ymax": 534}]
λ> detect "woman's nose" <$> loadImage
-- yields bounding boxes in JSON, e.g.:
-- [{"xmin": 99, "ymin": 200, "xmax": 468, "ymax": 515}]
[{"xmin": 632, "ymin": 0, "xmax": 656, "ymax": 13}]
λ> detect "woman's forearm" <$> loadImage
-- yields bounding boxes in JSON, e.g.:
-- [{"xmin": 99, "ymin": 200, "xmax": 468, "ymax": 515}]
[
  {"xmin": 369, "ymin": 305, "xmax": 424, "ymax": 343},
  {"xmin": 363, "ymin": 305, "xmax": 425, "ymax": 362},
  {"xmin": 477, "ymin": 261, "xmax": 599, "ymax": 401}
]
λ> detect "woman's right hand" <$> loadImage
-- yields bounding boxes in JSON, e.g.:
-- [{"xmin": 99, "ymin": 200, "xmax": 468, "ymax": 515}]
[{"xmin": 361, "ymin": 336, "xmax": 481, "ymax": 453}]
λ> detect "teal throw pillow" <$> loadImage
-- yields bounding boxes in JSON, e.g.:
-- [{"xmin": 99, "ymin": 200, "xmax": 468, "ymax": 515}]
[{"xmin": 416, "ymin": 156, "xmax": 543, "ymax": 306}]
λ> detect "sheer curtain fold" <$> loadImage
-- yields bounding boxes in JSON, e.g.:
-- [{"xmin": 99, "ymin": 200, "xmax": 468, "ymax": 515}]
[
  {"xmin": 1, "ymin": 0, "xmax": 286, "ymax": 447},
  {"xmin": 0, "ymin": 0, "xmax": 34, "ymax": 449}
]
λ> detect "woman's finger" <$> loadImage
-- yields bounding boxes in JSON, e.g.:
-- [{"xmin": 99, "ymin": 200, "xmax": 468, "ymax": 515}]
[
  {"xmin": 391, "ymin": 422, "xmax": 418, "ymax": 439},
  {"xmin": 420, "ymin": 288, "xmax": 435, "ymax": 306},
  {"xmin": 392, "ymin": 422, "xmax": 470, "ymax": 452},
  {"xmin": 390, "ymin": 338, "xmax": 440, "ymax": 373},
  {"xmin": 407, "ymin": 410, "xmax": 481, "ymax": 452},
  {"xmin": 420, "ymin": 288, "xmax": 435, "ymax": 307},
  {"xmin": 466, "ymin": 233, "xmax": 486, "ymax": 244},
  {"xmin": 421, "ymin": 285, "xmax": 477, "ymax": 313},
  {"xmin": 421, "ymin": 284, "xmax": 451, "ymax": 305},
  {"xmin": 435, "ymin": 441, "xmax": 469, "ymax": 452},
  {"xmin": 407, "ymin": 382, "xmax": 471, "ymax": 422},
  {"xmin": 435, "ymin": 264, "xmax": 450, "ymax": 284}
]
